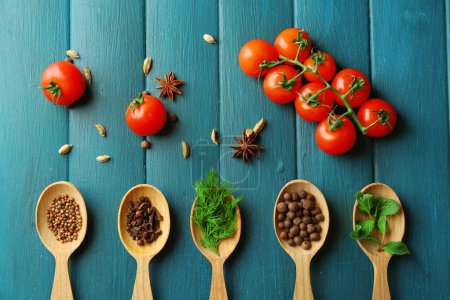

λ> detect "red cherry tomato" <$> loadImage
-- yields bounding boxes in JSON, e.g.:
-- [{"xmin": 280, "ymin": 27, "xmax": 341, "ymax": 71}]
[
  {"xmin": 274, "ymin": 28, "xmax": 312, "ymax": 63},
  {"xmin": 239, "ymin": 39, "xmax": 278, "ymax": 77},
  {"xmin": 331, "ymin": 68, "xmax": 371, "ymax": 108},
  {"xmin": 125, "ymin": 94, "xmax": 167, "ymax": 136},
  {"xmin": 295, "ymin": 83, "xmax": 334, "ymax": 122},
  {"xmin": 315, "ymin": 115, "xmax": 356, "ymax": 155},
  {"xmin": 303, "ymin": 51, "xmax": 336, "ymax": 83},
  {"xmin": 40, "ymin": 61, "xmax": 86, "ymax": 106},
  {"xmin": 263, "ymin": 65, "xmax": 302, "ymax": 104},
  {"xmin": 357, "ymin": 98, "xmax": 397, "ymax": 138}
]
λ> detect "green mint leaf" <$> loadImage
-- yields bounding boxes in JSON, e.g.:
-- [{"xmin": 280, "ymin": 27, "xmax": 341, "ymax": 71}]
[
  {"xmin": 376, "ymin": 197, "xmax": 400, "ymax": 216},
  {"xmin": 364, "ymin": 235, "xmax": 381, "ymax": 246},
  {"xmin": 350, "ymin": 224, "xmax": 362, "ymax": 240},
  {"xmin": 350, "ymin": 224, "xmax": 381, "ymax": 245},
  {"xmin": 356, "ymin": 192, "xmax": 374, "ymax": 216},
  {"xmin": 377, "ymin": 215, "xmax": 388, "ymax": 235},
  {"xmin": 383, "ymin": 241, "xmax": 411, "ymax": 255},
  {"xmin": 358, "ymin": 220, "xmax": 375, "ymax": 236}
]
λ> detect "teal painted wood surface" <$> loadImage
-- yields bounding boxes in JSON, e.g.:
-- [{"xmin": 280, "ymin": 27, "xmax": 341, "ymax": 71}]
[{"xmin": 0, "ymin": 0, "xmax": 448, "ymax": 299}]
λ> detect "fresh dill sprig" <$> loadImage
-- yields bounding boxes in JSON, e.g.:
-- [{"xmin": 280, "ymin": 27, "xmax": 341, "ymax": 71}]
[{"xmin": 193, "ymin": 169, "xmax": 242, "ymax": 255}]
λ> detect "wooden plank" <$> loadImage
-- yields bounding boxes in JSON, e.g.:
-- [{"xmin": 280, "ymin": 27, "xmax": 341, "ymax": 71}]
[
  {"xmin": 371, "ymin": 1, "xmax": 450, "ymax": 299},
  {"xmin": 145, "ymin": 0, "xmax": 220, "ymax": 299},
  {"xmin": 68, "ymin": 1, "xmax": 145, "ymax": 298},
  {"xmin": 294, "ymin": 0, "xmax": 373, "ymax": 299},
  {"xmin": 0, "ymin": 1, "xmax": 69, "ymax": 299},
  {"xmin": 447, "ymin": 0, "xmax": 450, "ymax": 129},
  {"xmin": 219, "ymin": 0, "xmax": 296, "ymax": 299}
]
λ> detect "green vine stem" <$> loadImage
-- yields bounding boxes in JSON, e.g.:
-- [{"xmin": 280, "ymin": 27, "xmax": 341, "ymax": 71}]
[{"xmin": 277, "ymin": 54, "xmax": 370, "ymax": 134}]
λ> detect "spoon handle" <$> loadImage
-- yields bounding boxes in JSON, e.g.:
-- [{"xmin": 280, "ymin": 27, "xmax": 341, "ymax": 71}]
[
  {"xmin": 372, "ymin": 260, "xmax": 391, "ymax": 300},
  {"xmin": 132, "ymin": 257, "xmax": 153, "ymax": 300},
  {"xmin": 209, "ymin": 259, "xmax": 227, "ymax": 300},
  {"xmin": 294, "ymin": 255, "xmax": 314, "ymax": 300},
  {"xmin": 51, "ymin": 253, "xmax": 73, "ymax": 300}
]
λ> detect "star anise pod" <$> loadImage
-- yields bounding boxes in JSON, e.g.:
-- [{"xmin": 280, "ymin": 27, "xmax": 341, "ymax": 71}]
[
  {"xmin": 230, "ymin": 130, "xmax": 263, "ymax": 163},
  {"xmin": 155, "ymin": 72, "xmax": 184, "ymax": 101}
]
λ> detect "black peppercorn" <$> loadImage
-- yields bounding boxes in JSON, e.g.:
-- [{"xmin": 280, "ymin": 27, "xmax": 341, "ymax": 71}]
[
  {"xmin": 310, "ymin": 232, "xmax": 320, "ymax": 241},
  {"xmin": 290, "ymin": 225, "xmax": 300, "ymax": 236},
  {"xmin": 302, "ymin": 216, "xmax": 312, "ymax": 224},
  {"xmin": 307, "ymin": 224, "xmax": 316, "ymax": 233},
  {"xmin": 283, "ymin": 219, "xmax": 292, "ymax": 228},
  {"xmin": 301, "ymin": 241, "xmax": 311, "ymax": 250},
  {"xmin": 286, "ymin": 211, "xmax": 295, "ymax": 219},
  {"xmin": 277, "ymin": 202, "xmax": 288, "ymax": 213},
  {"xmin": 316, "ymin": 213, "xmax": 324, "ymax": 222},
  {"xmin": 277, "ymin": 213, "xmax": 285, "ymax": 221},
  {"xmin": 288, "ymin": 202, "xmax": 298, "ymax": 212},
  {"xmin": 298, "ymin": 190, "xmax": 307, "ymax": 199},
  {"xmin": 306, "ymin": 194, "xmax": 315, "ymax": 202}
]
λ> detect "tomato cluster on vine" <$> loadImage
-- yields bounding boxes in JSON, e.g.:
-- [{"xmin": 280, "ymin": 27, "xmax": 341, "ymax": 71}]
[{"xmin": 239, "ymin": 28, "xmax": 397, "ymax": 155}]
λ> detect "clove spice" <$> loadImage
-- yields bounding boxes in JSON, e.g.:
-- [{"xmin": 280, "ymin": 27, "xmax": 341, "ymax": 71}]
[{"xmin": 126, "ymin": 196, "xmax": 163, "ymax": 246}]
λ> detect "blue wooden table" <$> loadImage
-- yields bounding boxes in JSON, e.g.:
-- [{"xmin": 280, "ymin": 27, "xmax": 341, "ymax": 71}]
[{"xmin": 0, "ymin": 1, "xmax": 449, "ymax": 299}]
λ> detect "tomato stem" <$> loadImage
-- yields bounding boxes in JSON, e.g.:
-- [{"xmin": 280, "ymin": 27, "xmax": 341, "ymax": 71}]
[
  {"xmin": 39, "ymin": 81, "xmax": 62, "ymax": 103},
  {"xmin": 278, "ymin": 54, "xmax": 368, "ymax": 134}
]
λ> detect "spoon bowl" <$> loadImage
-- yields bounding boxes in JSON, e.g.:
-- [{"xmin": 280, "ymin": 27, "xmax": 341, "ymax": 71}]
[
  {"xmin": 35, "ymin": 181, "xmax": 88, "ymax": 300},
  {"xmin": 353, "ymin": 183, "xmax": 405, "ymax": 300},
  {"xmin": 274, "ymin": 179, "xmax": 329, "ymax": 300},
  {"xmin": 353, "ymin": 183, "xmax": 405, "ymax": 257},
  {"xmin": 118, "ymin": 184, "xmax": 170, "ymax": 300},
  {"xmin": 190, "ymin": 197, "xmax": 241, "ymax": 300},
  {"xmin": 190, "ymin": 197, "xmax": 241, "ymax": 262}
]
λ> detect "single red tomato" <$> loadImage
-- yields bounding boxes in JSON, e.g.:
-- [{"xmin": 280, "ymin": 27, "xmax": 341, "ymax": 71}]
[
  {"xmin": 303, "ymin": 51, "xmax": 336, "ymax": 83},
  {"xmin": 274, "ymin": 28, "xmax": 312, "ymax": 63},
  {"xmin": 315, "ymin": 115, "xmax": 356, "ymax": 155},
  {"xmin": 125, "ymin": 94, "xmax": 167, "ymax": 136},
  {"xmin": 263, "ymin": 65, "xmax": 302, "ymax": 104},
  {"xmin": 40, "ymin": 61, "xmax": 86, "ymax": 105},
  {"xmin": 357, "ymin": 98, "xmax": 397, "ymax": 138},
  {"xmin": 295, "ymin": 83, "xmax": 334, "ymax": 122},
  {"xmin": 331, "ymin": 68, "xmax": 371, "ymax": 108},
  {"xmin": 239, "ymin": 39, "xmax": 278, "ymax": 77}
]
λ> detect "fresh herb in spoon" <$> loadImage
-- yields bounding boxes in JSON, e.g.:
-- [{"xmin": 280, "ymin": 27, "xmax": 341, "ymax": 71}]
[
  {"xmin": 193, "ymin": 169, "xmax": 242, "ymax": 255},
  {"xmin": 350, "ymin": 192, "xmax": 411, "ymax": 255}
]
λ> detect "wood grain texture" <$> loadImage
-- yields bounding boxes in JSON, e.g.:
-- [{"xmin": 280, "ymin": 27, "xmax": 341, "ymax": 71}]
[
  {"xmin": 294, "ymin": 1, "xmax": 373, "ymax": 299},
  {"xmin": 68, "ymin": 0, "xmax": 145, "ymax": 298},
  {"xmin": 371, "ymin": 1, "xmax": 450, "ymax": 299},
  {"xmin": 144, "ymin": 0, "xmax": 220, "ymax": 299},
  {"xmin": 0, "ymin": 1, "xmax": 69, "ymax": 299},
  {"xmin": 219, "ymin": 0, "xmax": 296, "ymax": 299}
]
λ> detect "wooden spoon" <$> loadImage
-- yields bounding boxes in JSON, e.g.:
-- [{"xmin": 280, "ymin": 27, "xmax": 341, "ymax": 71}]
[
  {"xmin": 35, "ymin": 181, "xmax": 88, "ymax": 300},
  {"xmin": 190, "ymin": 197, "xmax": 241, "ymax": 300},
  {"xmin": 274, "ymin": 180, "xmax": 329, "ymax": 300},
  {"xmin": 118, "ymin": 184, "xmax": 171, "ymax": 300},
  {"xmin": 353, "ymin": 183, "xmax": 405, "ymax": 300}
]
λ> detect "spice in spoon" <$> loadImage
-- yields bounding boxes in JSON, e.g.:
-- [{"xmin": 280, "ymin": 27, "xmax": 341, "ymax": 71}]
[
  {"xmin": 46, "ymin": 194, "xmax": 82, "ymax": 243},
  {"xmin": 193, "ymin": 169, "xmax": 242, "ymax": 255},
  {"xmin": 126, "ymin": 196, "xmax": 163, "ymax": 246}
]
